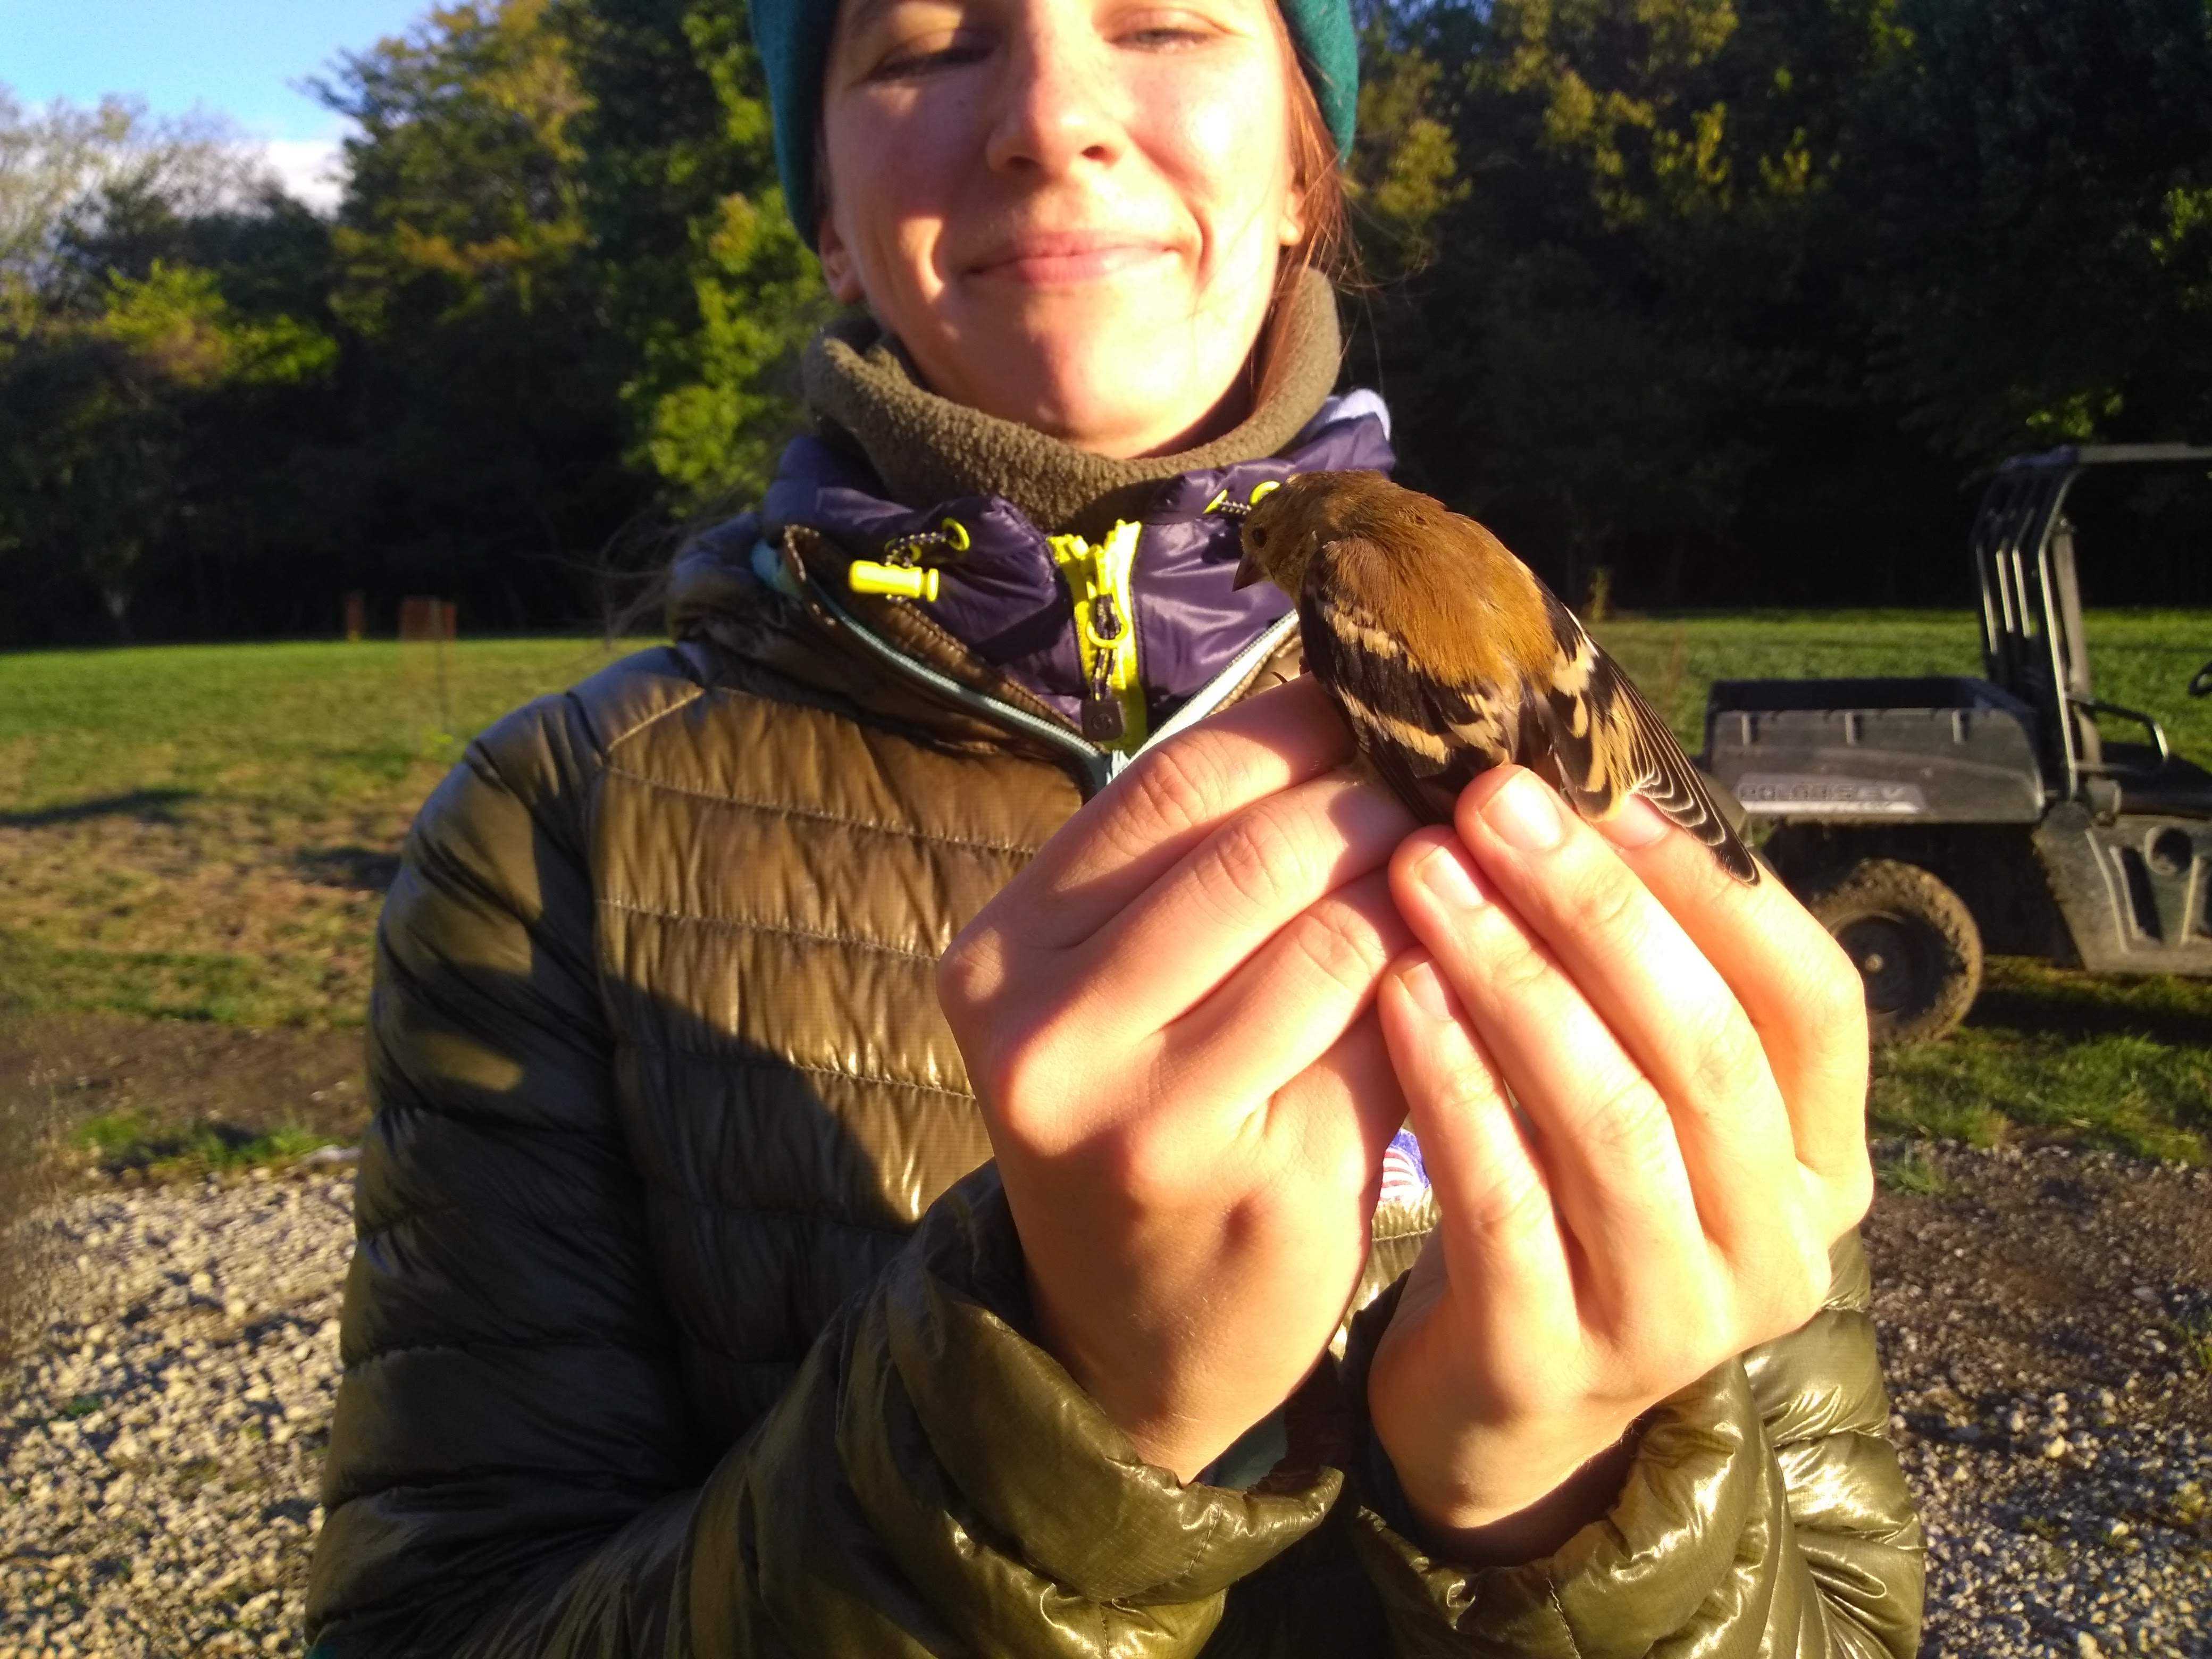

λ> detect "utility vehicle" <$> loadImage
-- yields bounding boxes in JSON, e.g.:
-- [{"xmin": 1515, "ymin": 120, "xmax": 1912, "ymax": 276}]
[{"xmin": 1700, "ymin": 444, "xmax": 2212, "ymax": 1042}]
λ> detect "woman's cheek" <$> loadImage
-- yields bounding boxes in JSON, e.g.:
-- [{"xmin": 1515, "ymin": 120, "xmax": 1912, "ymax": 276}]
[
  {"xmin": 1139, "ymin": 83, "xmax": 1288, "ymax": 263},
  {"xmin": 1166, "ymin": 81, "xmax": 1257, "ymax": 179},
  {"xmin": 841, "ymin": 173, "xmax": 954, "ymax": 317}
]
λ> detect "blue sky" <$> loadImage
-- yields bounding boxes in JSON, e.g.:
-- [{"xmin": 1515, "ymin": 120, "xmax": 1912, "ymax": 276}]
[{"xmin": 1, "ymin": 0, "xmax": 433, "ymax": 206}]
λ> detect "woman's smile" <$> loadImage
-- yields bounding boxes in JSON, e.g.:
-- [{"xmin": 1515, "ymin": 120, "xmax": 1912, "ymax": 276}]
[{"xmin": 966, "ymin": 231, "xmax": 1179, "ymax": 286}]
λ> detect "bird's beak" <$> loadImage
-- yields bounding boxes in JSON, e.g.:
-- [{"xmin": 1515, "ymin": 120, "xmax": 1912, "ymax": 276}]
[{"xmin": 1232, "ymin": 547, "xmax": 1265, "ymax": 591}]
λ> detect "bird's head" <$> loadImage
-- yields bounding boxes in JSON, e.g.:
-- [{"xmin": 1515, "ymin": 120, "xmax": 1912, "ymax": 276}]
[{"xmin": 1231, "ymin": 470, "xmax": 1394, "ymax": 596}]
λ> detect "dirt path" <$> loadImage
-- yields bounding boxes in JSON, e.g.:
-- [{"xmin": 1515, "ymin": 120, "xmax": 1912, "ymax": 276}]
[{"xmin": 0, "ymin": 1013, "xmax": 368, "ymax": 1151}]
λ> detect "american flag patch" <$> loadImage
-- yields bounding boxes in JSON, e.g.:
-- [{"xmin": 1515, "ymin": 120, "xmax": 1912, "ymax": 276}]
[{"xmin": 1379, "ymin": 1127, "xmax": 1430, "ymax": 1208}]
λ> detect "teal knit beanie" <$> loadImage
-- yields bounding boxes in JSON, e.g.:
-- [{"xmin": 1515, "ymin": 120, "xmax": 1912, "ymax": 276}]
[{"xmin": 753, "ymin": 0, "xmax": 1359, "ymax": 248}]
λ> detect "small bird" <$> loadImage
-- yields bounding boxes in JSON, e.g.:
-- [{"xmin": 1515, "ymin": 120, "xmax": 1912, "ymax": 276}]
[{"xmin": 1231, "ymin": 470, "xmax": 1757, "ymax": 883}]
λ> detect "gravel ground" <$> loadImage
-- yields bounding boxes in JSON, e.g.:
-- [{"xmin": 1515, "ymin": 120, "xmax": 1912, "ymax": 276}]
[
  {"xmin": 1, "ymin": 1141, "xmax": 2208, "ymax": 1657},
  {"xmin": 1863, "ymin": 1139, "xmax": 2212, "ymax": 1659},
  {"xmin": 1, "ymin": 1167, "xmax": 352, "ymax": 1657}
]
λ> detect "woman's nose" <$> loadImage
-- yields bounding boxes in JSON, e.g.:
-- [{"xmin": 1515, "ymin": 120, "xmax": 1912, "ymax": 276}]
[{"xmin": 983, "ymin": 21, "xmax": 1124, "ymax": 178}]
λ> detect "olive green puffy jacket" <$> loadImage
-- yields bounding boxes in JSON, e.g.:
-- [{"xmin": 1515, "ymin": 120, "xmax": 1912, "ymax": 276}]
[{"xmin": 304, "ymin": 529, "xmax": 1925, "ymax": 1656}]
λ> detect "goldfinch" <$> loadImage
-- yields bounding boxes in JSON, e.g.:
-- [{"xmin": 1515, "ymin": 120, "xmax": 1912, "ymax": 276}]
[{"xmin": 1232, "ymin": 470, "xmax": 1757, "ymax": 884}]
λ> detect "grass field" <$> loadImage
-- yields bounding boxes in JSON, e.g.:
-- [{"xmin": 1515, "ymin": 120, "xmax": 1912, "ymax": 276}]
[
  {"xmin": 2, "ymin": 615, "xmax": 2208, "ymax": 1164},
  {"xmin": 0, "ymin": 636, "xmax": 624, "ymax": 1029}
]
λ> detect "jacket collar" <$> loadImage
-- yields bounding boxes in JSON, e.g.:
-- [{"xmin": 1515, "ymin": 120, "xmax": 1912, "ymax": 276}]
[
  {"xmin": 743, "ymin": 389, "xmax": 1393, "ymax": 730},
  {"xmin": 800, "ymin": 267, "xmax": 1346, "ymax": 537},
  {"xmin": 669, "ymin": 305, "xmax": 1396, "ymax": 785}
]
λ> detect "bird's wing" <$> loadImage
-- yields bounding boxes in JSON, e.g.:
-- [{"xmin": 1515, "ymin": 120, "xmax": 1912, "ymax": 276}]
[
  {"xmin": 1298, "ymin": 539, "xmax": 1531, "ymax": 825},
  {"xmin": 1534, "ymin": 589, "xmax": 1759, "ymax": 884}
]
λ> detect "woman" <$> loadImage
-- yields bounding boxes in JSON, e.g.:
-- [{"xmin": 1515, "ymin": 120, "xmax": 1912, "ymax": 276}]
[{"xmin": 306, "ymin": 0, "xmax": 1924, "ymax": 1650}]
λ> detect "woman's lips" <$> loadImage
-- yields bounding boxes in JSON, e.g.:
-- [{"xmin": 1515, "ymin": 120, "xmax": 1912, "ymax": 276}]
[{"xmin": 968, "ymin": 236, "xmax": 1175, "ymax": 285}]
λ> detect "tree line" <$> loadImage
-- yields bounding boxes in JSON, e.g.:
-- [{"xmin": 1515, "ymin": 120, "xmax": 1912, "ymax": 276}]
[{"xmin": 5, "ymin": 0, "xmax": 2211, "ymax": 646}]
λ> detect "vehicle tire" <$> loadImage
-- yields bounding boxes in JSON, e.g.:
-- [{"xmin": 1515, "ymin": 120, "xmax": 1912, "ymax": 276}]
[{"xmin": 1802, "ymin": 859, "xmax": 1983, "ymax": 1045}]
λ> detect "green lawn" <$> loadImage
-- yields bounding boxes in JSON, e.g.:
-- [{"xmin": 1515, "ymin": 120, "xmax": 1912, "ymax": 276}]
[
  {"xmin": 3, "ymin": 617, "xmax": 2209, "ymax": 1163},
  {"xmin": 1595, "ymin": 607, "xmax": 2212, "ymax": 764},
  {"xmin": 0, "ymin": 637, "xmax": 626, "ymax": 1029}
]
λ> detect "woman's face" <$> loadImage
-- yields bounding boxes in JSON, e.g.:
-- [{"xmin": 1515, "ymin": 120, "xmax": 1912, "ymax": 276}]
[{"xmin": 817, "ymin": 0, "xmax": 1309, "ymax": 458}]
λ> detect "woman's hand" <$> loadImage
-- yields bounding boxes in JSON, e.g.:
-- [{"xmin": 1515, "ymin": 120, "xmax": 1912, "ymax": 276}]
[
  {"xmin": 937, "ymin": 676, "xmax": 1420, "ymax": 1480},
  {"xmin": 1368, "ymin": 766, "xmax": 1875, "ymax": 1563}
]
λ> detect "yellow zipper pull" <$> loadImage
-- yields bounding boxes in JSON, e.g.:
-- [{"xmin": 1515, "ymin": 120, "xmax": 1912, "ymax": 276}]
[
  {"xmin": 848, "ymin": 561, "xmax": 940, "ymax": 600},
  {"xmin": 849, "ymin": 516, "xmax": 968, "ymax": 602},
  {"xmin": 1050, "ymin": 519, "xmax": 1147, "ymax": 751}
]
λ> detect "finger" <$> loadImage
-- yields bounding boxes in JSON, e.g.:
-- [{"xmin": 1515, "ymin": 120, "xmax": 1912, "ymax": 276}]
[
  {"xmin": 1387, "ymin": 827, "xmax": 1707, "ymax": 1317},
  {"xmin": 1073, "ymin": 769, "xmax": 1417, "ymax": 1036},
  {"xmin": 1587, "ymin": 789, "xmax": 1872, "ymax": 1205},
  {"xmin": 1377, "ymin": 953, "xmax": 1578, "ymax": 1354},
  {"xmin": 1155, "ymin": 868, "xmax": 1411, "ymax": 1123},
  {"xmin": 1016, "ymin": 676, "xmax": 1356, "ymax": 948},
  {"xmin": 1264, "ymin": 1007, "xmax": 1414, "ymax": 1218},
  {"xmin": 1444, "ymin": 770, "xmax": 1802, "ymax": 1261}
]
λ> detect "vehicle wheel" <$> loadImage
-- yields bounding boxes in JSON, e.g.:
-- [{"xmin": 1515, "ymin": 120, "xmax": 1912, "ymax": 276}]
[{"xmin": 1803, "ymin": 859, "xmax": 1983, "ymax": 1045}]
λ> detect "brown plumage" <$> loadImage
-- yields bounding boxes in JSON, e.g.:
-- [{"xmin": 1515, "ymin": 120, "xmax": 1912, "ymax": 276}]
[{"xmin": 1233, "ymin": 470, "xmax": 1758, "ymax": 884}]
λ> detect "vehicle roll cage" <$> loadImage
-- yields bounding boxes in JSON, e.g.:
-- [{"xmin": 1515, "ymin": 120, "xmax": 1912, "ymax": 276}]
[{"xmin": 1970, "ymin": 442, "xmax": 2212, "ymax": 802}]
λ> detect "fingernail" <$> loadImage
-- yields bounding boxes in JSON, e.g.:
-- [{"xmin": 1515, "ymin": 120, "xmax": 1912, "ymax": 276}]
[
  {"xmin": 1596, "ymin": 794, "xmax": 1669, "ymax": 851},
  {"xmin": 1397, "ymin": 957, "xmax": 1454, "ymax": 1020},
  {"xmin": 1418, "ymin": 841, "xmax": 1487, "ymax": 911},
  {"xmin": 1484, "ymin": 772, "xmax": 1564, "ymax": 853}
]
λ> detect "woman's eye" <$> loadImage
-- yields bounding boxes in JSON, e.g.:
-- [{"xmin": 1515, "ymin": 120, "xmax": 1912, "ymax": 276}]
[
  {"xmin": 1111, "ymin": 7, "xmax": 1224, "ymax": 49},
  {"xmin": 1122, "ymin": 25, "xmax": 1209, "ymax": 46},
  {"xmin": 870, "ymin": 33, "xmax": 990, "ymax": 80}
]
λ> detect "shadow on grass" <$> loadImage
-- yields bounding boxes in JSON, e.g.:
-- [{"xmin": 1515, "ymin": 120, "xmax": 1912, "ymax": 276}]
[
  {"xmin": 74, "ymin": 1111, "xmax": 337, "ymax": 1179},
  {"xmin": 1872, "ymin": 957, "xmax": 2212, "ymax": 1163},
  {"xmin": 1970, "ymin": 956, "xmax": 2212, "ymax": 1049},
  {"xmin": 0, "ymin": 787, "xmax": 197, "ymax": 829},
  {"xmin": 294, "ymin": 846, "xmax": 403, "ymax": 893}
]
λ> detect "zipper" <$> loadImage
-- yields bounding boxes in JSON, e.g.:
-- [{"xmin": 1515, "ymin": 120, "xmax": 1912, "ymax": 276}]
[
  {"xmin": 799, "ymin": 563, "xmax": 1116, "ymax": 795},
  {"xmin": 1049, "ymin": 520, "xmax": 1147, "ymax": 751},
  {"xmin": 776, "ymin": 531, "xmax": 1296, "ymax": 799},
  {"xmin": 1144, "ymin": 609, "xmax": 1301, "ymax": 752}
]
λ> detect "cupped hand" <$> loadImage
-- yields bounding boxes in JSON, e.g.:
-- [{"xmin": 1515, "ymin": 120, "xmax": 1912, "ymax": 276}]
[
  {"xmin": 936, "ymin": 676, "xmax": 1420, "ymax": 1480},
  {"xmin": 1368, "ymin": 766, "xmax": 1874, "ymax": 1563}
]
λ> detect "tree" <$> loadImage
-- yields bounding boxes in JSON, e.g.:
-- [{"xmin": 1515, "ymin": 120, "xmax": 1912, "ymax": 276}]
[
  {"xmin": 321, "ymin": 0, "xmax": 592, "ymax": 331},
  {"xmin": 560, "ymin": 0, "xmax": 825, "ymax": 510},
  {"xmin": 0, "ymin": 263, "xmax": 335, "ymax": 633},
  {"xmin": 0, "ymin": 88, "xmax": 336, "ymax": 638},
  {"xmin": 1, "ymin": 85, "xmax": 265, "ymax": 300},
  {"xmin": 1349, "ymin": 0, "xmax": 1774, "ymax": 596},
  {"xmin": 15, "ymin": 0, "xmax": 2212, "ymax": 642},
  {"xmin": 312, "ymin": 0, "xmax": 649, "ymax": 624},
  {"xmin": 1348, "ymin": 0, "xmax": 1968, "ymax": 604},
  {"xmin": 1861, "ymin": 0, "xmax": 2212, "ymax": 462}
]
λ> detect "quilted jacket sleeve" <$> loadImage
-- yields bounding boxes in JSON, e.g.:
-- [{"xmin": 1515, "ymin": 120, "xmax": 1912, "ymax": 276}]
[
  {"xmin": 1344, "ymin": 1233, "xmax": 1926, "ymax": 1657},
  {"xmin": 301, "ymin": 676, "xmax": 1343, "ymax": 1658}
]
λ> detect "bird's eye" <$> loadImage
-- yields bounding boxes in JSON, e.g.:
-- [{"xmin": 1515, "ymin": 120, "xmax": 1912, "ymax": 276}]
[{"xmin": 1250, "ymin": 527, "xmax": 1269, "ymax": 547}]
